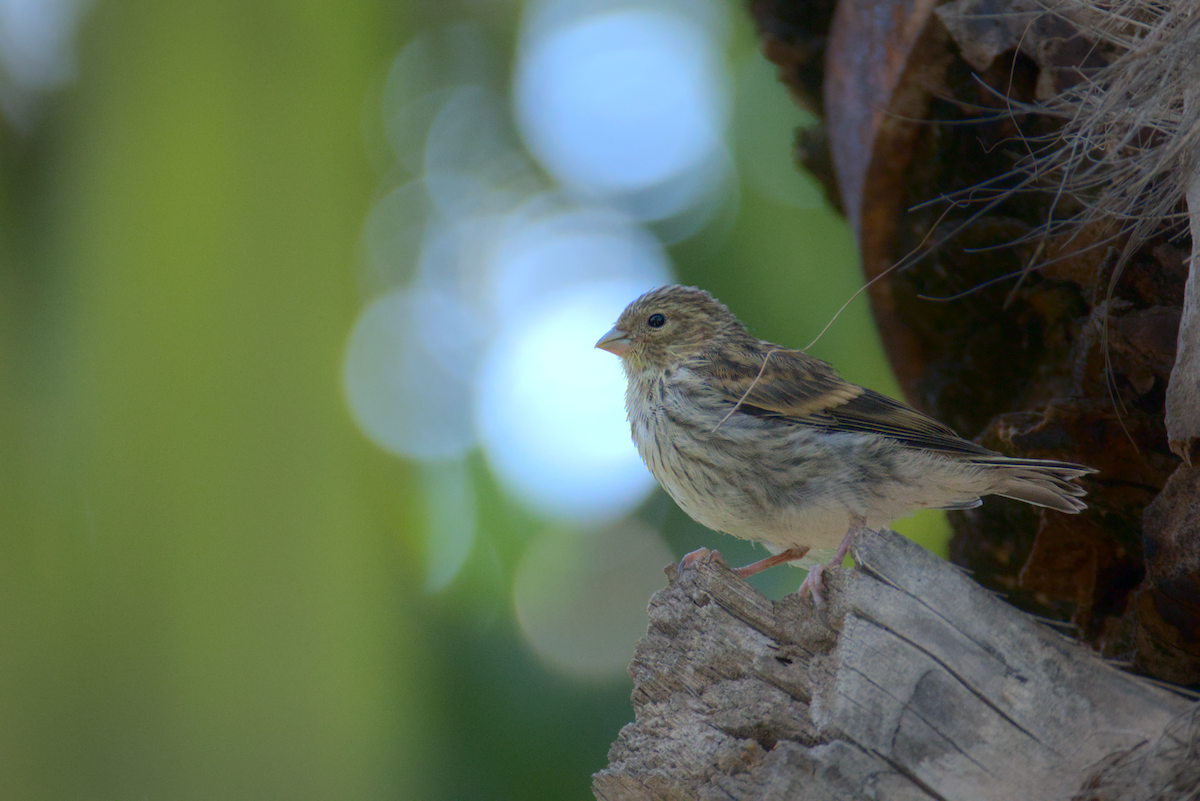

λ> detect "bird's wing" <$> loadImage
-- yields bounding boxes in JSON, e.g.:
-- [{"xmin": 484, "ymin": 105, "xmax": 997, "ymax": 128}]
[{"xmin": 699, "ymin": 346, "xmax": 993, "ymax": 457}]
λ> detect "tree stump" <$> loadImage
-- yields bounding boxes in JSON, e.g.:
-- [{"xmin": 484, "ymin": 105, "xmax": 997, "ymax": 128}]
[{"xmin": 593, "ymin": 529, "xmax": 1198, "ymax": 800}]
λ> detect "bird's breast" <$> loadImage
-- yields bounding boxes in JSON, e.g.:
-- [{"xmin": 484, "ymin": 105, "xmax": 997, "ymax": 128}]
[
  {"xmin": 623, "ymin": 375, "xmax": 898, "ymax": 550},
  {"xmin": 626, "ymin": 375, "xmax": 774, "ymax": 536}
]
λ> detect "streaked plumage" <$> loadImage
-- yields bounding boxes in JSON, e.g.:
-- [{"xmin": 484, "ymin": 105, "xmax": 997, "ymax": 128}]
[{"xmin": 596, "ymin": 285, "xmax": 1095, "ymax": 604}]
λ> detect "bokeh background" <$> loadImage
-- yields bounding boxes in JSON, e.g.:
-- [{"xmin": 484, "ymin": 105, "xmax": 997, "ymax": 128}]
[{"xmin": 0, "ymin": 0, "xmax": 947, "ymax": 798}]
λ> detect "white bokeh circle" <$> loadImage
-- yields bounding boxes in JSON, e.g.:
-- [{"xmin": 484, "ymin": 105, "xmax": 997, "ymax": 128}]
[
  {"xmin": 514, "ymin": 4, "xmax": 727, "ymax": 216},
  {"xmin": 344, "ymin": 288, "xmax": 483, "ymax": 461},
  {"xmin": 474, "ymin": 282, "xmax": 657, "ymax": 522},
  {"xmin": 487, "ymin": 200, "xmax": 672, "ymax": 325}
]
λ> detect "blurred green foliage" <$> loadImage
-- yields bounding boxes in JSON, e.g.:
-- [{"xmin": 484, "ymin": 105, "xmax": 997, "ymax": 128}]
[{"xmin": 0, "ymin": 2, "xmax": 945, "ymax": 799}]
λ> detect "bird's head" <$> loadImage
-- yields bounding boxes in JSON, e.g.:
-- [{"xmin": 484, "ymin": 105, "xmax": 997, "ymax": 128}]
[{"xmin": 595, "ymin": 285, "xmax": 748, "ymax": 371}]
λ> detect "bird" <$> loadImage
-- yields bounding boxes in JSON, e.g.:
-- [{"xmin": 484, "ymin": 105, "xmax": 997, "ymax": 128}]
[{"xmin": 595, "ymin": 284, "xmax": 1096, "ymax": 606}]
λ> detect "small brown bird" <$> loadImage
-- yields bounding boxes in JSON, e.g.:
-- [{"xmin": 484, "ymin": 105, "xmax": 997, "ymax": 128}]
[{"xmin": 596, "ymin": 285, "xmax": 1095, "ymax": 605}]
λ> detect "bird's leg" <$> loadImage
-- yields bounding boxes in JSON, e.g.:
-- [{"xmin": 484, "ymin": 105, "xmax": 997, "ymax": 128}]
[
  {"xmin": 680, "ymin": 546, "xmax": 811, "ymax": 578},
  {"xmin": 731, "ymin": 546, "xmax": 810, "ymax": 578},
  {"xmin": 798, "ymin": 515, "xmax": 866, "ymax": 608}
]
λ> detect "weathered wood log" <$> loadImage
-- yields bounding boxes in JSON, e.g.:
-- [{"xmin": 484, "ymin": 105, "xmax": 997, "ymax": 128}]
[{"xmin": 593, "ymin": 529, "xmax": 1198, "ymax": 800}]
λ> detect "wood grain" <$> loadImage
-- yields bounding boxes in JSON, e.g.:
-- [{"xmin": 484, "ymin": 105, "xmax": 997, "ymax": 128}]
[{"xmin": 594, "ymin": 529, "xmax": 1196, "ymax": 800}]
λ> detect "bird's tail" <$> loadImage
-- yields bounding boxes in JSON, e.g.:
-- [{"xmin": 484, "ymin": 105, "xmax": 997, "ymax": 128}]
[{"xmin": 979, "ymin": 457, "xmax": 1096, "ymax": 514}]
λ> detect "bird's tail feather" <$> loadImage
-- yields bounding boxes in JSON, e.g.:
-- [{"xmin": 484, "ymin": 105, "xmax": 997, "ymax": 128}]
[{"xmin": 978, "ymin": 457, "xmax": 1095, "ymax": 514}]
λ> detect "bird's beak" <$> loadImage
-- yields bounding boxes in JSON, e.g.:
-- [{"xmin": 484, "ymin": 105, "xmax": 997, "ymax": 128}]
[{"xmin": 595, "ymin": 326, "xmax": 632, "ymax": 357}]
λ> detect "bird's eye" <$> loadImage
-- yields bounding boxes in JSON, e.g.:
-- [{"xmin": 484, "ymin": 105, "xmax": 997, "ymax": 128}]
[{"xmin": 647, "ymin": 313, "xmax": 666, "ymax": 329}]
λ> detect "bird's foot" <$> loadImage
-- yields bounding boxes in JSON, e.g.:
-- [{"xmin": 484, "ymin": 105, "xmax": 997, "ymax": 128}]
[
  {"xmin": 678, "ymin": 547, "xmax": 726, "ymax": 571},
  {"xmin": 798, "ymin": 516, "xmax": 865, "ymax": 608},
  {"xmin": 680, "ymin": 546, "xmax": 811, "ymax": 579},
  {"xmin": 797, "ymin": 564, "xmax": 830, "ymax": 608}
]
